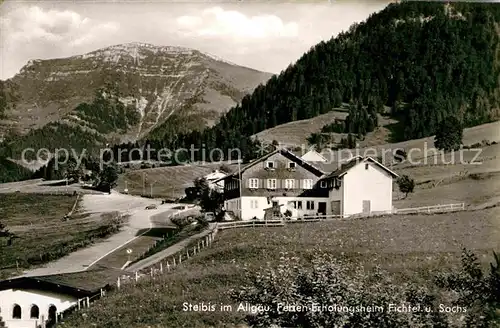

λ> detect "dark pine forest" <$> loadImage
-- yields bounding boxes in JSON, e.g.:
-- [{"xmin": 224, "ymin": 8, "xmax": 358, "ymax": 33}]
[{"xmin": 139, "ymin": 1, "xmax": 500, "ymax": 162}]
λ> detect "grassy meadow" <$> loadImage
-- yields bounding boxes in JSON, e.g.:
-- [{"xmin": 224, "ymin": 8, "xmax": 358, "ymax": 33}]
[
  {"xmin": 60, "ymin": 207, "xmax": 500, "ymax": 328},
  {"xmin": 0, "ymin": 194, "xmax": 125, "ymax": 279}
]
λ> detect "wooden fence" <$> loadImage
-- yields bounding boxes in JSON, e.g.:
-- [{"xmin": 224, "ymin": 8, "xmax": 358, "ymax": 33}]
[
  {"xmin": 49, "ymin": 202, "xmax": 466, "ymax": 326},
  {"xmin": 394, "ymin": 203, "xmax": 465, "ymax": 214},
  {"xmin": 50, "ymin": 224, "xmax": 219, "ymax": 327}
]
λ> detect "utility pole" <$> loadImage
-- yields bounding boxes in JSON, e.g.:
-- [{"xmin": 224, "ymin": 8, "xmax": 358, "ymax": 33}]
[
  {"xmin": 238, "ymin": 156, "xmax": 242, "ymax": 218},
  {"xmin": 142, "ymin": 172, "xmax": 146, "ymax": 196}
]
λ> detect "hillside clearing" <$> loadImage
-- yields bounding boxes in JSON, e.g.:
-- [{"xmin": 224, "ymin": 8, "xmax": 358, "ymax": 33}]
[
  {"xmin": 116, "ymin": 163, "xmax": 238, "ymax": 198},
  {"xmin": 59, "ymin": 208, "xmax": 500, "ymax": 328}
]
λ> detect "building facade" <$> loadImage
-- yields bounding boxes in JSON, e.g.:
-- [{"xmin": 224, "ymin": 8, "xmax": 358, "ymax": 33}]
[{"xmin": 221, "ymin": 149, "xmax": 398, "ymax": 220}]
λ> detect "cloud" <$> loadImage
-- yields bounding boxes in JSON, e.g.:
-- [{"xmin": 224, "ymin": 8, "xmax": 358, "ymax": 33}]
[
  {"xmin": 176, "ymin": 6, "xmax": 298, "ymax": 39},
  {"xmin": 2, "ymin": 6, "xmax": 119, "ymax": 46},
  {"xmin": 0, "ymin": 5, "xmax": 119, "ymax": 78}
]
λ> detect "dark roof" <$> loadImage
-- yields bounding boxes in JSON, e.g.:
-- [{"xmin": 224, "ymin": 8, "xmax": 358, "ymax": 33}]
[
  {"xmin": 0, "ymin": 265, "xmax": 126, "ymax": 297},
  {"xmin": 326, "ymin": 156, "xmax": 398, "ymax": 178},
  {"xmin": 220, "ymin": 148, "xmax": 326, "ymax": 181}
]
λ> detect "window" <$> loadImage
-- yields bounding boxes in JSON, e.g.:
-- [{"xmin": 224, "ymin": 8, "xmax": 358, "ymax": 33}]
[
  {"xmin": 12, "ymin": 304, "xmax": 21, "ymax": 319},
  {"xmin": 250, "ymin": 199, "xmax": 259, "ymax": 209},
  {"xmin": 284, "ymin": 179, "xmax": 295, "ymax": 189},
  {"xmin": 267, "ymin": 179, "xmax": 277, "ymax": 189},
  {"xmin": 320, "ymin": 181, "xmax": 327, "ymax": 188},
  {"xmin": 365, "ymin": 163, "xmax": 369, "ymax": 170},
  {"xmin": 302, "ymin": 179, "xmax": 313, "ymax": 189},
  {"xmin": 288, "ymin": 162, "xmax": 296, "ymax": 169},
  {"xmin": 297, "ymin": 201, "xmax": 303, "ymax": 209},
  {"xmin": 266, "ymin": 161, "xmax": 275, "ymax": 169},
  {"xmin": 306, "ymin": 201, "xmax": 315, "ymax": 210},
  {"xmin": 30, "ymin": 305, "xmax": 39, "ymax": 319},
  {"xmin": 249, "ymin": 178, "xmax": 259, "ymax": 189}
]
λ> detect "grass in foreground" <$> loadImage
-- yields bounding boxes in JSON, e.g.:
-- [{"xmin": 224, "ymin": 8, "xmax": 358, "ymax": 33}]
[
  {"xmin": 60, "ymin": 208, "xmax": 500, "ymax": 328},
  {"xmin": 0, "ymin": 194, "xmax": 125, "ymax": 279}
]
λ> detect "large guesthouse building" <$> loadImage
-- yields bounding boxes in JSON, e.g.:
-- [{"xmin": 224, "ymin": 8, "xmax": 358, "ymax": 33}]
[{"xmin": 219, "ymin": 148, "xmax": 398, "ymax": 220}]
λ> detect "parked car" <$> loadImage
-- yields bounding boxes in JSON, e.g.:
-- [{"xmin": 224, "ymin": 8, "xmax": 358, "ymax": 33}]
[
  {"xmin": 204, "ymin": 212, "xmax": 215, "ymax": 221},
  {"xmin": 145, "ymin": 204, "xmax": 157, "ymax": 210}
]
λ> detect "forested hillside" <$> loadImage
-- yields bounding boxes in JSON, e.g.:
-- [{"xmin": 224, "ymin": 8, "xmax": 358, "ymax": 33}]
[{"xmin": 144, "ymin": 1, "xmax": 500, "ymax": 161}]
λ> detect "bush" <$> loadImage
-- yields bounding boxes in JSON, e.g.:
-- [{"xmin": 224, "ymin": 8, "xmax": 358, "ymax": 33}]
[
  {"xmin": 230, "ymin": 254, "xmax": 447, "ymax": 328},
  {"xmin": 397, "ymin": 175, "xmax": 415, "ymax": 198},
  {"xmin": 230, "ymin": 250, "xmax": 500, "ymax": 328},
  {"xmin": 434, "ymin": 249, "xmax": 500, "ymax": 327},
  {"xmin": 170, "ymin": 215, "xmax": 196, "ymax": 229}
]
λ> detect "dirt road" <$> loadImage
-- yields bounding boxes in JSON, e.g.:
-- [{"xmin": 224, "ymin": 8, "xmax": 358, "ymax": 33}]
[{"xmin": 16, "ymin": 192, "xmax": 185, "ymax": 277}]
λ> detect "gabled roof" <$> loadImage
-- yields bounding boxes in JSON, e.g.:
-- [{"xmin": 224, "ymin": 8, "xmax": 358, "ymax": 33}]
[
  {"xmin": 218, "ymin": 148, "xmax": 326, "ymax": 181},
  {"xmin": 326, "ymin": 156, "xmax": 398, "ymax": 178},
  {"xmin": 0, "ymin": 265, "xmax": 126, "ymax": 297},
  {"xmin": 300, "ymin": 149, "xmax": 328, "ymax": 162}
]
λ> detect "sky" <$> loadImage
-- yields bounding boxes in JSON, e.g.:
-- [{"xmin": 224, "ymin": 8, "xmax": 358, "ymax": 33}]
[{"xmin": 0, "ymin": 0, "xmax": 391, "ymax": 80}]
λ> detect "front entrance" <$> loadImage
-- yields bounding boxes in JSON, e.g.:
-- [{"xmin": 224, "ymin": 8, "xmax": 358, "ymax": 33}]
[
  {"xmin": 318, "ymin": 202, "xmax": 327, "ymax": 215},
  {"xmin": 362, "ymin": 200, "xmax": 371, "ymax": 214},
  {"xmin": 48, "ymin": 305, "xmax": 57, "ymax": 325},
  {"xmin": 331, "ymin": 200, "xmax": 341, "ymax": 216}
]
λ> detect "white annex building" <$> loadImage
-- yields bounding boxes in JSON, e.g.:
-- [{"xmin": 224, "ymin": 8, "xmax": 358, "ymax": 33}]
[
  {"xmin": 203, "ymin": 169, "xmax": 227, "ymax": 192},
  {"xmin": 0, "ymin": 266, "xmax": 123, "ymax": 328},
  {"xmin": 217, "ymin": 148, "xmax": 398, "ymax": 220}
]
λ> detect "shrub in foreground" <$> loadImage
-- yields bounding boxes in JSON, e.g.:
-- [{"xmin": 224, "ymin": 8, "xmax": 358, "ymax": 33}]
[{"xmin": 231, "ymin": 250, "xmax": 500, "ymax": 328}]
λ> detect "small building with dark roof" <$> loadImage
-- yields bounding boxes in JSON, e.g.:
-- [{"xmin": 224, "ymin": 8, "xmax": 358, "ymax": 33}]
[{"xmin": 0, "ymin": 266, "xmax": 125, "ymax": 328}]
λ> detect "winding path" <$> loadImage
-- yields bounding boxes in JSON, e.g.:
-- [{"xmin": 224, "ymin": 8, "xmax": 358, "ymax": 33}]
[{"xmin": 16, "ymin": 192, "xmax": 185, "ymax": 277}]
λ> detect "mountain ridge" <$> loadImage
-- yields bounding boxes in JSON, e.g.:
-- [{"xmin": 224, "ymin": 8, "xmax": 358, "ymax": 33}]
[{"xmin": 0, "ymin": 42, "xmax": 272, "ymax": 148}]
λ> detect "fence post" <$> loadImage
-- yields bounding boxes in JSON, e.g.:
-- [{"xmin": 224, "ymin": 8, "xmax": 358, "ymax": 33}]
[
  {"xmin": 160, "ymin": 262, "xmax": 163, "ymax": 273},
  {"xmin": 100, "ymin": 288, "xmax": 104, "ymax": 297},
  {"xmin": 179, "ymin": 253, "xmax": 182, "ymax": 264},
  {"xmin": 117, "ymin": 277, "xmax": 121, "ymax": 289},
  {"xmin": 198, "ymin": 241, "xmax": 201, "ymax": 252},
  {"xmin": 186, "ymin": 248, "xmax": 190, "ymax": 258},
  {"xmin": 86, "ymin": 297, "xmax": 90, "ymax": 307},
  {"xmin": 193, "ymin": 246, "xmax": 196, "ymax": 255},
  {"xmin": 173, "ymin": 257, "xmax": 176, "ymax": 266},
  {"xmin": 427, "ymin": 207, "xmax": 431, "ymax": 214},
  {"xmin": 77, "ymin": 299, "xmax": 81, "ymax": 310},
  {"xmin": 135, "ymin": 271, "xmax": 139, "ymax": 282},
  {"xmin": 167, "ymin": 261, "xmax": 170, "ymax": 271}
]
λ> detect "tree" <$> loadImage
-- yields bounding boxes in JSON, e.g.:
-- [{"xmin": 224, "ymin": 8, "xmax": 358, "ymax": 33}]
[
  {"xmin": 97, "ymin": 164, "xmax": 119, "ymax": 193},
  {"xmin": 189, "ymin": 177, "xmax": 224, "ymax": 214},
  {"xmin": 64, "ymin": 157, "xmax": 83, "ymax": 183},
  {"xmin": 200, "ymin": 189, "xmax": 224, "ymax": 215},
  {"xmin": 0, "ymin": 221, "xmax": 10, "ymax": 237},
  {"xmin": 397, "ymin": 175, "xmax": 415, "ymax": 198},
  {"xmin": 434, "ymin": 116, "xmax": 463, "ymax": 152},
  {"xmin": 219, "ymin": 164, "xmax": 232, "ymax": 174}
]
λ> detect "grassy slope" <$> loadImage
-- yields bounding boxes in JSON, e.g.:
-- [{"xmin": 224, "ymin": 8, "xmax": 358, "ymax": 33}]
[
  {"xmin": 60, "ymin": 208, "xmax": 500, "ymax": 328},
  {"xmin": 116, "ymin": 163, "xmax": 238, "ymax": 198},
  {"xmin": 0, "ymin": 194, "xmax": 124, "ymax": 279},
  {"xmin": 252, "ymin": 108, "xmax": 499, "ymax": 149}
]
